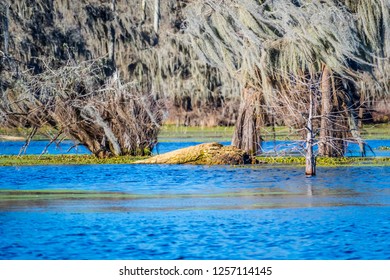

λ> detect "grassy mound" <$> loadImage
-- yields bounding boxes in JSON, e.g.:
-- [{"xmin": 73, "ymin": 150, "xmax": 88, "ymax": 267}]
[{"xmin": 135, "ymin": 142, "xmax": 252, "ymax": 165}]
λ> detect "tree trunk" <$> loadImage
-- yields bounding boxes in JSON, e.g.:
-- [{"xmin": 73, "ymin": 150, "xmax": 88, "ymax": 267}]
[
  {"xmin": 319, "ymin": 66, "xmax": 347, "ymax": 157},
  {"xmin": 154, "ymin": 0, "xmax": 160, "ymax": 34},
  {"xmin": 142, "ymin": 0, "xmax": 146, "ymax": 21},
  {"xmin": 345, "ymin": 84, "xmax": 366, "ymax": 157},
  {"xmin": 358, "ymin": 89, "xmax": 366, "ymax": 156},
  {"xmin": 232, "ymin": 88, "xmax": 262, "ymax": 155},
  {"xmin": 109, "ymin": 1, "xmax": 116, "ymax": 63},
  {"xmin": 1, "ymin": 3, "xmax": 10, "ymax": 55},
  {"xmin": 305, "ymin": 91, "xmax": 316, "ymax": 176},
  {"xmin": 319, "ymin": 64, "xmax": 333, "ymax": 157},
  {"xmin": 358, "ymin": 87, "xmax": 365, "ymax": 130}
]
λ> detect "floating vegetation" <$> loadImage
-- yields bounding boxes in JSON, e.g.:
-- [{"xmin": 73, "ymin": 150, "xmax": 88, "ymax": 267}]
[
  {"xmin": 256, "ymin": 156, "xmax": 390, "ymax": 167},
  {"xmin": 0, "ymin": 154, "xmax": 389, "ymax": 167},
  {"xmin": 377, "ymin": 146, "xmax": 390, "ymax": 151},
  {"xmin": 0, "ymin": 155, "xmax": 146, "ymax": 166}
]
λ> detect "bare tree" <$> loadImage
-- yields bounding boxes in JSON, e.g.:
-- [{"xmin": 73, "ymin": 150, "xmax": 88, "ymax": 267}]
[
  {"xmin": 181, "ymin": 0, "xmax": 389, "ymax": 166},
  {"xmin": 0, "ymin": 58, "xmax": 163, "ymax": 157}
]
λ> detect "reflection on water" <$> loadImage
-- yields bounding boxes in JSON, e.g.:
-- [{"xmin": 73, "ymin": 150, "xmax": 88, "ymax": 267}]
[{"xmin": 0, "ymin": 163, "xmax": 389, "ymax": 260}]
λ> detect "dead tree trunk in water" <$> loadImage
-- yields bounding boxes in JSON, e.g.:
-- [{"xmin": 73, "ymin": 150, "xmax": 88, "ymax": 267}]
[
  {"xmin": 232, "ymin": 88, "xmax": 262, "ymax": 155},
  {"xmin": 319, "ymin": 65, "xmax": 347, "ymax": 157},
  {"xmin": 319, "ymin": 65, "xmax": 334, "ymax": 157},
  {"xmin": 345, "ymin": 81, "xmax": 366, "ymax": 156},
  {"xmin": 305, "ymin": 90, "xmax": 316, "ymax": 176}
]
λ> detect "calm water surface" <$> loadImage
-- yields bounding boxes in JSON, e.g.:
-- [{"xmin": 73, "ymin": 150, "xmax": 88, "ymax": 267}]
[{"xmin": 0, "ymin": 156, "xmax": 389, "ymax": 259}]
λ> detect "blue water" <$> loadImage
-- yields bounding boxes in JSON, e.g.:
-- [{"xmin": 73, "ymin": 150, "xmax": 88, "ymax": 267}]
[
  {"xmin": 1, "ymin": 207, "xmax": 389, "ymax": 260},
  {"xmin": 1, "ymin": 139, "xmax": 390, "ymax": 156},
  {"xmin": 0, "ymin": 159, "xmax": 389, "ymax": 259}
]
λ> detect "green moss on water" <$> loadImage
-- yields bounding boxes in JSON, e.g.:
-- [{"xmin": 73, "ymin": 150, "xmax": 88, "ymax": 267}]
[
  {"xmin": 256, "ymin": 156, "xmax": 390, "ymax": 166},
  {"xmin": 1, "ymin": 154, "xmax": 389, "ymax": 167},
  {"xmin": 0, "ymin": 155, "xmax": 146, "ymax": 166}
]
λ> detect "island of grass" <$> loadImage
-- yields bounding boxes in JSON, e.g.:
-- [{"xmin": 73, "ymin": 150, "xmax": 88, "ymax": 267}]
[
  {"xmin": 0, "ymin": 124, "xmax": 389, "ymax": 167},
  {"xmin": 0, "ymin": 144, "xmax": 389, "ymax": 167}
]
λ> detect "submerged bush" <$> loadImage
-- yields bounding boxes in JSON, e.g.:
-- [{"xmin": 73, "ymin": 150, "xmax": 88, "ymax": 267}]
[{"xmin": 0, "ymin": 59, "xmax": 164, "ymax": 157}]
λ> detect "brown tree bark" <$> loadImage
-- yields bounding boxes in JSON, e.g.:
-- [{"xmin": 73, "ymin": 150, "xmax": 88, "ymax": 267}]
[
  {"xmin": 231, "ymin": 87, "xmax": 262, "ymax": 155},
  {"xmin": 319, "ymin": 64, "xmax": 333, "ymax": 157},
  {"xmin": 1, "ymin": 2, "xmax": 10, "ymax": 55},
  {"xmin": 305, "ymin": 90, "xmax": 316, "ymax": 176},
  {"xmin": 318, "ymin": 65, "xmax": 347, "ymax": 157}
]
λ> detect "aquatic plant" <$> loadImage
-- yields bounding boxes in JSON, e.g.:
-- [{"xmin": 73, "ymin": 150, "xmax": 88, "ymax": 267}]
[{"xmin": 0, "ymin": 154, "xmax": 146, "ymax": 166}]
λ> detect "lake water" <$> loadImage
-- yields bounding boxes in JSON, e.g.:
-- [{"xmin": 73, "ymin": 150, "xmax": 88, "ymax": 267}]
[{"xmin": 0, "ymin": 140, "xmax": 389, "ymax": 260}]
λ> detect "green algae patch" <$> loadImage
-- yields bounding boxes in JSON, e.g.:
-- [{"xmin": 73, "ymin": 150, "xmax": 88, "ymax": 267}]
[
  {"xmin": 0, "ymin": 155, "xmax": 147, "ymax": 166},
  {"xmin": 1, "ymin": 153, "xmax": 389, "ymax": 167},
  {"xmin": 256, "ymin": 156, "xmax": 390, "ymax": 166}
]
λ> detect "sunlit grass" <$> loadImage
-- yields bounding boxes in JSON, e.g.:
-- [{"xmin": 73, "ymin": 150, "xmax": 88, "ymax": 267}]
[
  {"xmin": 159, "ymin": 123, "xmax": 390, "ymax": 142},
  {"xmin": 0, "ymin": 154, "xmax": 389, "ymax": 167},
  {"xmin": 158, "ymin": 125, "xmax": 234, "ymax": 142},
  {"xmin": 1, "ymin": 123, "xmax": 389, "ymax": 142},
  {"xmin": 256, "ymin": 156, "xmax": 390, "ymax": 166},
  {"xmin": 0, "ymin": 155, "xmax": 146, "ymax": 166},
  {"xmin": 360, "ymin": 123, "xmax": 390, "ymax": 140}
]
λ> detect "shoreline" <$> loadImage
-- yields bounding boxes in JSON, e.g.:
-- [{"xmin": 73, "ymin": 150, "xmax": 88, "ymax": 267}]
[
  {"xmin": 1, "ymin": 123, "xmax": 389, "ymax": 142},
  {"xmin": 0, "ymin": 135, "xmax": 25, "ymax": 141},
  {"xmin": 0, "ymin": 154, "xmax": 389, "ymax": 167}
]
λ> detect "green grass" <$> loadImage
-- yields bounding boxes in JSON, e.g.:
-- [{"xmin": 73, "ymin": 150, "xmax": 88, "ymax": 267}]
[
  {"xmin": 360, "ymin": 123, "xmax": 390, "ymax": 140},
  {"xmin": 0, "ymin": 126, "xmax": 50, "ymax": 140},
  {"xmin": 0, "ymin": 155, "xmax": 146, "ymax": 166},
  {"xmin": 1, "ymin": 123, "xmax": 389, "ymax": 142},
  {"xmin": 378, "ymin": 146, "xmax": 390, "ymax": 150},
  {"xmin": 256, "ymin": 156, "xmax": 390, "ymax": 166},
  {"xmin": 159, "ymin": 123, "xmax": 390, "ymax": 142},
  {"xmin": 0, "ymin": 123, "xmax": 389, "ymax": 167},
  {"xmin": 0, "ymin": 154, "xmax": 389, "ymax": 167},
  {"xmin": 158, "ymin": 125, "xmax": 234, "ymax": 142}
]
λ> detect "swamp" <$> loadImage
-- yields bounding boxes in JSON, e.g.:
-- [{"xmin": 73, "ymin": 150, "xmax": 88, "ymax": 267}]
[
  {"xmin": 0, "ymin": 0, "xmax": 389, "ymax": 261},
  {"xmin": 0, "ymin": 125, "xmax": 389, "ymax": 259}
]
